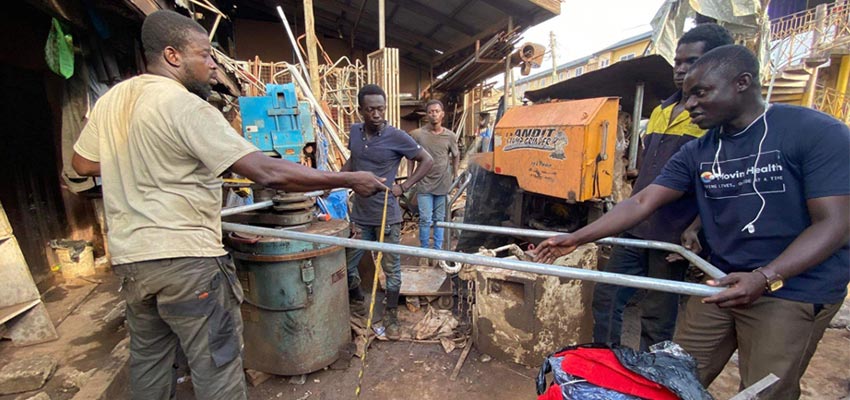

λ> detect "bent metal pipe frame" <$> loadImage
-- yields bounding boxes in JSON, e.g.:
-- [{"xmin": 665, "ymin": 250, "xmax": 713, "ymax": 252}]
[
  {"xmin": 221, "ymin": 222, "xmax": 724, "ymax": 297},
  {"xmin": 435, "ymin": 221, "xmax": 726, "ymax": 280}
]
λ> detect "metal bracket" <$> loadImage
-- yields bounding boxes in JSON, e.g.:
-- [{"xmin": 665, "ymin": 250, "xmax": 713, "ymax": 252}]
[
  {"xmin": 301, "ymin": 260, "xmax": 315, "ymax": 297},
  {"xmin": 599, "ymin": 120, "xmax": 609, "ymax": 161}
]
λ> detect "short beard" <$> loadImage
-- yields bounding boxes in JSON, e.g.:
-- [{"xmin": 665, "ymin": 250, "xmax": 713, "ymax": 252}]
[{"xmin": 184, "ymin": 80, "xmax": 212, "ymax": 99}]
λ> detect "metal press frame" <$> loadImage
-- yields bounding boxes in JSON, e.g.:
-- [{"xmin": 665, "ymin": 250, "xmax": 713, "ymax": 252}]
[{"xmin": 221, "ymin": 200, "xmax": 725, "ymax": 297}]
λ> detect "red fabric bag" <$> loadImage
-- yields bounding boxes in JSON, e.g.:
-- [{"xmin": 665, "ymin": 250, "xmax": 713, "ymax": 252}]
[{"xmin": 560, "ymin": 347, "xmax": 678, "ymax": 400}]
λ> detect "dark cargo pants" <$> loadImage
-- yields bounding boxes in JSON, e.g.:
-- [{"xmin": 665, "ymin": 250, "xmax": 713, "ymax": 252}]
[{"xmin": 114, "ymin": 255, "xmax": 247, "ymax": 400}]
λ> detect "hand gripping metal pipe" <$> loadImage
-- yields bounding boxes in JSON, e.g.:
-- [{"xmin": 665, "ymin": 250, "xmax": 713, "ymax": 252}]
[
  {"xmin": 220, "ymin": 189, "xmax": 349, "ymax": 217},
  {"xmin": 221, "ymin": 222, "xmax": 724, "ymax": 297},
  {"xmin": 435, "ymin": 221, "xmax": 727, "ymax": 280}
]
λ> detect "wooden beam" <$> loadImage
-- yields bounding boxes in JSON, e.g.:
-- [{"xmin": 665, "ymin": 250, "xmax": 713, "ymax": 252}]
[
  {"xmin": 432, "ymin": 17, "xmax": 511, "ymax": 66},
  {"xmin": 379, "ymin": 0, "xmax": 385, "ymax": 49},
  {"xmin": 304, "ymin": 0, "xmax": 322, "ymax": 98}
]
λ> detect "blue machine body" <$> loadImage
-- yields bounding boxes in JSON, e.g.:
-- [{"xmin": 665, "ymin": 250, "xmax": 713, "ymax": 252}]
[{"xmin": 238, "ymin": 83, "xmax": 315, "ymax": 163}]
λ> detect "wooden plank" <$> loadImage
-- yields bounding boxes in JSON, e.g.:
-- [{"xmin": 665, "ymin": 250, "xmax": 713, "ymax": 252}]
[
  {"xmin": 304, "ymin": 0, "xmax": 322, "ymax": 99},
  {"xmin": 450, "ymin": 338, "xmax": 473, "ymax": 381},
  {"xmin": 0, "ymin": 236, "xmax": 41, "ymax": 308},
  {"xmin": 0, "ymin": 299, "xmax": 40, "ymax": 325},
  {"xmin": 401, "ymin": 266, "xmax": 449, "ymax": 295},
  {"xmin": 528, "ymin": 0, "xmax": 561, "ymax": 15},
  {"xmin": 6, "ymin": 302, "xmax": 59, "ymax": 346}
]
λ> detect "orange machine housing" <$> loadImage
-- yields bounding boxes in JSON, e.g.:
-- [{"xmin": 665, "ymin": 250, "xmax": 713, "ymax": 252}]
[{"xmin": 492, "ymin": 97, "xmax": 619, "ymax": 202}]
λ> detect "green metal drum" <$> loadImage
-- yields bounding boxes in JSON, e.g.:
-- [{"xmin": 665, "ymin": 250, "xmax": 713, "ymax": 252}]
[{"xmin": 225, "ymin": 218, "xmax": 350, "ymax": 376}]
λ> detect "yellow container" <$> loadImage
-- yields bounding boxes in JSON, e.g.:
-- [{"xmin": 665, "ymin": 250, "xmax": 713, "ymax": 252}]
[{"xmin": 493, "ymin": 97, "xmax": 619, "ymax": 202}]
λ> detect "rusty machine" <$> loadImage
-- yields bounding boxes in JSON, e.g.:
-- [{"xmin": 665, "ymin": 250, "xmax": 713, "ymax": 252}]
[
  {"xmin": 221, "ymin": 84, "xmax": 350, "ymax": 376},
  {"xmin": 448, "ymin": 55, "xmax": 680, "ymax": 366},
  {"xmin": 457, "ymin": 55, "xmax": 677, "ymax": 251}
]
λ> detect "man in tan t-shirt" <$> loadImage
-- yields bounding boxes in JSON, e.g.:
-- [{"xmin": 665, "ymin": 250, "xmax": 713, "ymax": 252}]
[
  {"xmin": 71, "ymin": 10, "xmax": 384, "ymax": 400},
  {"xmin": 408, "ymin": 100, "xmax": 459, "ymax": 261}
]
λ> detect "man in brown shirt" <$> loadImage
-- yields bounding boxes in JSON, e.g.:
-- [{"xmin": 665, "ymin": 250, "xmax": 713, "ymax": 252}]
[
  {"xmin": 72, "ymin": 10, "xmax": 384, "ymax": 400},
  {"xmin": 409, "ymin": 100, "xmax": 460, "ymax": 258}
]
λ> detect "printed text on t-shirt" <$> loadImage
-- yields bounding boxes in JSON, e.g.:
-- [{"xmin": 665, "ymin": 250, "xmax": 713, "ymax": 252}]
[{"xmin": 698, "ymin": 150, "xmax": 786, "ymax": 199}]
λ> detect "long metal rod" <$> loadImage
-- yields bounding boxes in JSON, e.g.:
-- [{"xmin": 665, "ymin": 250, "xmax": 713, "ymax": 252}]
[
  {"xmin": 222, "ymin": 222, "xmax": 724, "ymax": 297},
  {"xmin": 276, "ymin": 6, "xmax": 309, "ymax": 85},
  {"xmin": 221, "ymin": 200, "xmax": 274, "ymax": 217},
  {"xmin": 448, "ymin": 173, "xmax": 472, "ymax": 208},
  {"xmin": 221, "ymin": 189, "xmax": 350, "ymax": 217},
  {"xmin": 435, "ymin": 221, "xmax": 726, "ymax": 280}
]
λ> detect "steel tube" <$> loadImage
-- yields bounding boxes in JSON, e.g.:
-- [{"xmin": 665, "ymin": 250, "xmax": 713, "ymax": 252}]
[
  {"xmin": 275, "ymin": 6, "xmax": 309, "ymax": 83},
  {"xmin": 221, "ymin": 189, "xmax": 349, "ymax": 217},
  {"xmin": 222, "ymin": 222, "xmax": 724, "ymax": 297},
  {"xmin": 435, "ymin": 221, "xmax": 727, "ymax": 280},
  {"xmin": 628, "ymin": 82, "xmax": 645, "ymax": 170},
  {"xmin": 221, "ymin": 200, "xmax": 274, "ymax": 217},
  {"xmin": 448, "ymin": 173, "xmax": 472, "ymax": 209}
]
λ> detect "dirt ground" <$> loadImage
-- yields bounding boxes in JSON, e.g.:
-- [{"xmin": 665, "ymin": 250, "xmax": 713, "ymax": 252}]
[
  {"xmin": 2, "ymin": 228, "xmax": 848, "ymax": 400},
  {"xmin": 0, "ymin": 274, "xmax": 126, "ymax": 400}
]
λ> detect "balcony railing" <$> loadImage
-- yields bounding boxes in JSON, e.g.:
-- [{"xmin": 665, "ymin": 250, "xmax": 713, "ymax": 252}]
[
  {"xmin": 768, "ymin": 1, "xmax": 850, "ymax": 71},
  {"xmin": 814, "ymin": 84, "xmax": 850, "ymax": 124}
]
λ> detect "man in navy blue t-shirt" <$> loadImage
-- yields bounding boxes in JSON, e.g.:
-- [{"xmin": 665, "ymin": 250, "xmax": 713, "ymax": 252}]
[
  {"xmin": 533, "ymin": 45, "xmax": 849, "ymax": 399},
  {"xmin": 343, "ymin": 84, "xmax": 433, "ymax": 340}
]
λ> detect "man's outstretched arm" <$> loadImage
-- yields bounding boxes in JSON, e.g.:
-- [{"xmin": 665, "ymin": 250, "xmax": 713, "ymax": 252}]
[
  {"xmin": 532, "ymin": 184, "xmax": 685, "ymax": 263},
  {"xmin": 230, "ymin": 152, "xmax": 386, "ymax": 197}
]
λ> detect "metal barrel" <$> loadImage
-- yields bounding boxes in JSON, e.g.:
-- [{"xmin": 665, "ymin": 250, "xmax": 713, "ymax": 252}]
[
  {"xmin": 225, "ymin": 219, "xmax": 351, "ymax": 376},
  {"xmin": 435, "ymin": 221, "xmax": 727, "ymax": 280},
  {"xmin": 222, "ymin": 222, "xmax": 724, "ymax": 297}
]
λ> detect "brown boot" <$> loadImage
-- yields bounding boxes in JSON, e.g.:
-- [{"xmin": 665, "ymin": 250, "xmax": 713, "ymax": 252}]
[
  {"xmin": 384, "ymin": 307, "xmax": 400, "ymax": 340},
  {"xmin": 419, "ymin": 257, "xmax": 430, "ymax": 267}
]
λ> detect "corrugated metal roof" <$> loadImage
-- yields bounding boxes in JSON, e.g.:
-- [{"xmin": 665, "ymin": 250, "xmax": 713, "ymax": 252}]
[
  {"xmin": 236, "ymin": 0, "xmax": 560, "ymax": 74},
  {"xmin": 524, "ymin": 54, "xmax": 675, "ymax": 118}
]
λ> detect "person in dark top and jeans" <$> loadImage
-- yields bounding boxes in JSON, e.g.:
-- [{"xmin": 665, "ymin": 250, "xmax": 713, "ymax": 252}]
[
  {"xmin": 343, "ymin": 84, "xmax": 433, "ymax": 339},
  {"xmin": 533, "ymin": 45, "xmax": 850, "ymax": 399},
  {"xmin": 592, "ymin": 24, "xmax": 733, "ymax": 351}
]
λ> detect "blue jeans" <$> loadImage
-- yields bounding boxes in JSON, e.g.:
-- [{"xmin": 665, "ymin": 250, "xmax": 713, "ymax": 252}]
[
  {"xmin": 345, "ymin": 223, "xmax": 402, "ymax": 292},
  {"xmin": 417, "ymin": 193, "xmax": 446, "ymax": 249},
  {"xmin": 591, "ymin": 235, "xmax": 687, "ymax": 351}
]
